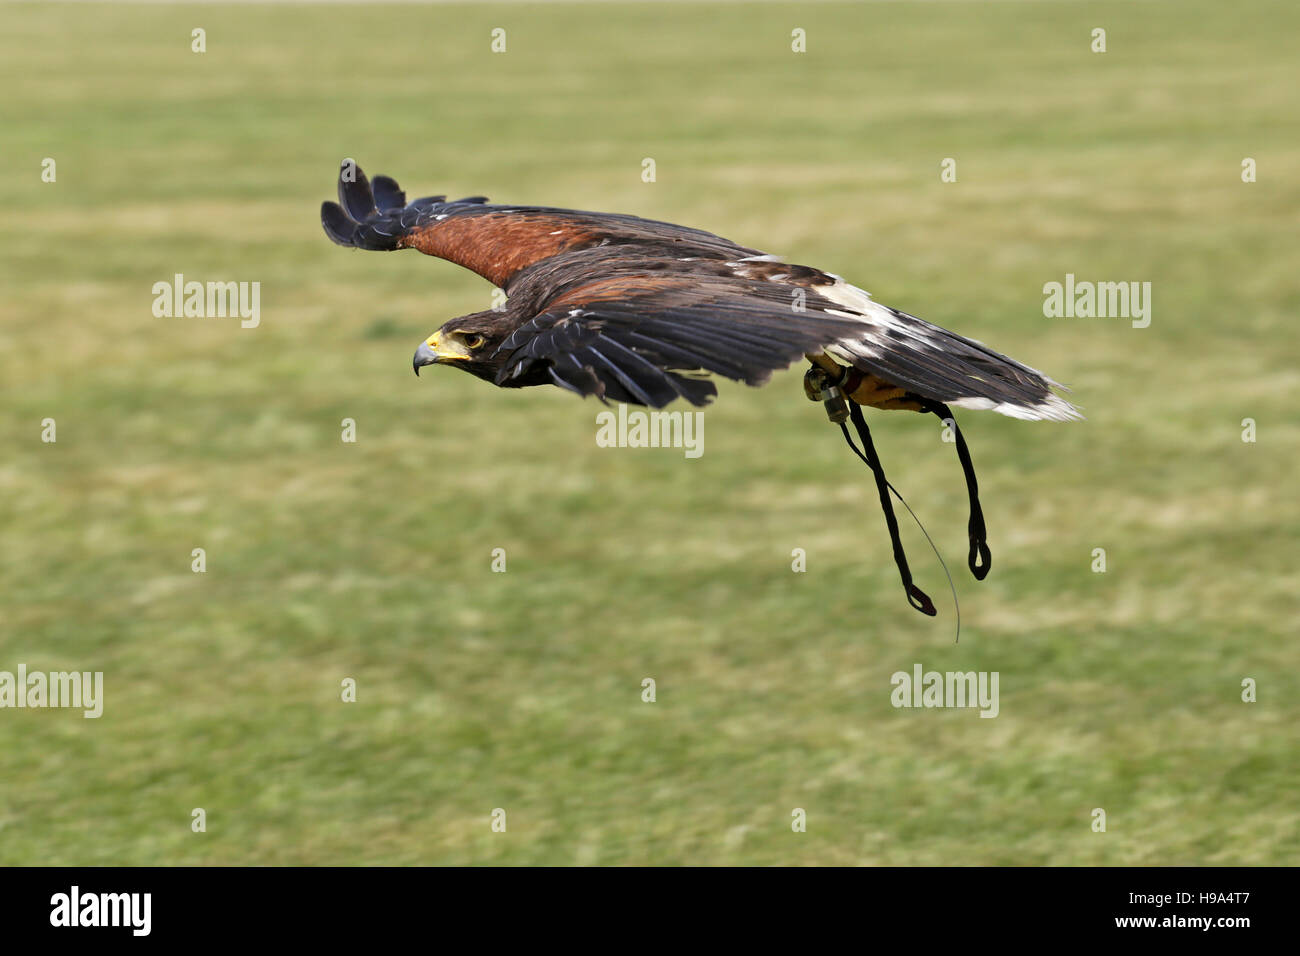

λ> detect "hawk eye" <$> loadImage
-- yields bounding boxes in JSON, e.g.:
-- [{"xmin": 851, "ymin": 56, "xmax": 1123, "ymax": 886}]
[{"xmin": 464, "ymin": 334, "xmax": 485, "ymax": 350}]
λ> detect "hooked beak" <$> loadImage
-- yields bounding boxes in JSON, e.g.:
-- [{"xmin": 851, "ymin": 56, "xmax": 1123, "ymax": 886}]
[{"xmin": 413, "ymin": 340, "xmax": 439, "ymax": 376}]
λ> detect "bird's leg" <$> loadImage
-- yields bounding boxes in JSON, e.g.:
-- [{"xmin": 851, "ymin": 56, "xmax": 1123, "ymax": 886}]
[
  {"xmin": 856, "ymin": 390, "xmax": 926, "ymax": 413},
  {"xmin": 804, "ymin": 354, "xmax": 925, "ymax": 412},
  {"xmin": 848, "ymin": 376, "xmax": 915, "ymax": 410}
]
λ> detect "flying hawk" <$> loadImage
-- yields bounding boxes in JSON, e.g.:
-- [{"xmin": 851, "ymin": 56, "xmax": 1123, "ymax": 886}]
[{"xmin": 322, "ymin": 163, "xmax": 1079, "ymax": 617}]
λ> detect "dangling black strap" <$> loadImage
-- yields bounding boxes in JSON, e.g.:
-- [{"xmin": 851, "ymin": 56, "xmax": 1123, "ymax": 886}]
[
  {"xmin": 919, "ymin": 400, "xmax": 991, "ymax": 580},
  {"xmin": 841, "ymin": 402, "xmax": 937, "ymax": 616}
]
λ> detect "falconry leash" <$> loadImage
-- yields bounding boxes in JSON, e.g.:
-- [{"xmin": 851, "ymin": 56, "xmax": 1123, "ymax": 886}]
[{"xmin": 805, "ymin": 361, "xmax": 991, "ymax": 619}]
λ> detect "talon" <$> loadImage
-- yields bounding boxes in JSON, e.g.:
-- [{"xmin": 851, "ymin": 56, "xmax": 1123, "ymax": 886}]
[
  {"xmin": 804, "ymin": 353, "xmax": 924, "ymax": 413},
  {"xmin": 848, "ymin": 374, "xmax": 925, "ymax": 412}
]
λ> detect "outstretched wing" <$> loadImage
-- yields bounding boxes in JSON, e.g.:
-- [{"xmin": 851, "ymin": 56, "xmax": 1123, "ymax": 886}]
[
  {"xmin": 321, "ymin": 163, "xmax": 760, "ymax": 289},
  {"xmin": 323, "ymin": 163, "xmax": 1079, "ymax": 420},
  {"xmin": 491, "ymin": 268, "xmax": 870, "ymax": 407},
  {"xmin": 492, "ymin": 253, "xmax": 1080, "ymax": 420}
]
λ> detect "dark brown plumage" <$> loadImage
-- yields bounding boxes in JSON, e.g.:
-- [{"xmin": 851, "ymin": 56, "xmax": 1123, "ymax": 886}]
[{"xmin": 320, "ymin": 163, "xmax": 1079, "ymax": 421}]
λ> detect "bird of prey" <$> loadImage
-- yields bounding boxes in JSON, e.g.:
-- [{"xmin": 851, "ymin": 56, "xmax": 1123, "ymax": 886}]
[{"xmin": 322, "ymin": 163, "xmax": 1079, "ymax": 617}]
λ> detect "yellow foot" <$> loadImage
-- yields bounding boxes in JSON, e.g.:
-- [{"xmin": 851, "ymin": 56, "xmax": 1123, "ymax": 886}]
[
  {"xmin": 848, "ymin": 374, "xmax": 909, "ymax": 408},
  {"xmin": 804, "ymin": 354, "xmax": 924, "ymax": 412}
]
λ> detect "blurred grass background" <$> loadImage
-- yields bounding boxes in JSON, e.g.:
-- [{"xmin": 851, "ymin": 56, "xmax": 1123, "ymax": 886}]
[{"xmin": 0, "ymin": 0, "xmax": 1296, "ymax": 865}]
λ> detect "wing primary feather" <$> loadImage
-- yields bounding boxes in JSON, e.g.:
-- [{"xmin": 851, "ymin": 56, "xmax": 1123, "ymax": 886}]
[
  {"xmin": 320, "ymin": 202, "xmax": 357, "ymax": 246},
  {"xmin": 372, "ymin": 175, "xmax": 407, "ymax": 212},
  {"xmin": 337, "ymin": 164, "xmax": 377, "ymax": 223}
]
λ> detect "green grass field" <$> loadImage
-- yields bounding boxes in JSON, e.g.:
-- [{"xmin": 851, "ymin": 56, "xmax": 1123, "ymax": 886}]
[{"xmin": 1, "ymin": 0, "xmax": 1296, "ymax": 865}]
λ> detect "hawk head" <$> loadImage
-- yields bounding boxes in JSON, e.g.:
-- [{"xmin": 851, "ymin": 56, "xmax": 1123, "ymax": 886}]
[{"xmin": 412, "ymin": 311, "xmax": 516, "ymax": 383}]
